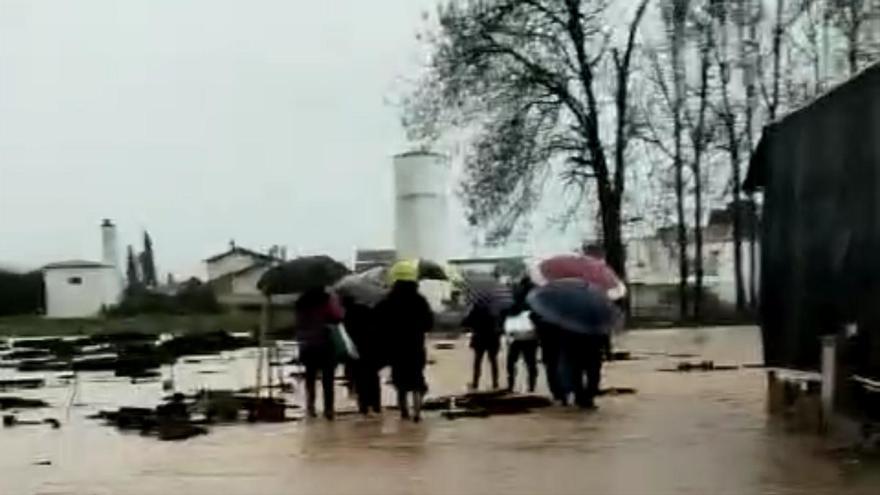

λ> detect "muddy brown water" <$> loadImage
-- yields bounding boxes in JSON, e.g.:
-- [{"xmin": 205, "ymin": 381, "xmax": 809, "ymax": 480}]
[{"xmin": 2, "ymin": 326, "xmax": 879, "ymax": 495}]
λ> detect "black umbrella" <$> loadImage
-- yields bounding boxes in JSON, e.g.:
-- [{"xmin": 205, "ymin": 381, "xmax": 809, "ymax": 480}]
[
  {"xmin": 258, "ymin": 256, "xmax": 350, "ymax": 295},
  {"xmin": 526, "ymin": 279, "xmax": 618, "ymax": 335}
]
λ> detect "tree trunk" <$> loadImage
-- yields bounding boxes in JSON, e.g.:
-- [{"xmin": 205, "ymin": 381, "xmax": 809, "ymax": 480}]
[
  {"xmin": 848, "ymin": 28, "xmax": 860, "ymax": 76},
  {"xmin": 692, "ymin": 158, "xmax": 704, "ymax": 321},
  {"xmin": 742, "ymin": 0, "xmax": 759, "ymax": 310},
  {"xmin": 563, "ymin": 0, "xmax": 622, "ymax": 282},
  {"xmin": 608, "ymin": 0, "xmax": 649, "ymax": 317},
  {"xmin": 717, "ymin": 3, "xmax": 747, "ymax": 313},
  {"xmin": 692, "ymin": 35, "xmax": 711, "ymax": 323},
  {"xmin": 770, "ymin": 0, "xmax": 784, "ymax": 120},
  {"xmin": 672, "ymin": 2, "xmax": 689, "ymax": 320},
  {"xmin": 599, "ymin": 186, "xmax": 626, "ymax": 284},
  {"xmin": 730, "ymin": 135, "xmax": 747, "ymax": 313}
]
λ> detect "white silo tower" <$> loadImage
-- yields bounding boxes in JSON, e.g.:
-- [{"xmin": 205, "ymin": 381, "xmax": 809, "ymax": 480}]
[{"xmin": 393, "ymin": 151, "xmax": 450, "ymax": 262}]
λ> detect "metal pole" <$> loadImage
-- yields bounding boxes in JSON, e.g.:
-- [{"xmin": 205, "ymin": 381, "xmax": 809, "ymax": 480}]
[
  {"xmin": 255, "ymin": 294, "xmax": 271, "ymax": 398},
  {"xmin": 820, "ymin": 335, "xmax": 838, "ymax": 429}
]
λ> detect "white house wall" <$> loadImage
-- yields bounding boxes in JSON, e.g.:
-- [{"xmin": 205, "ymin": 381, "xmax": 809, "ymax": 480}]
[
  {"xmin": 207, "ymin": 254, "xmax": 259, "ymax": 281},
  {"xmin": 231, "ymin": 266, "xmax": 270, "ymax": 295},
  {"xmin": 44, "ymin": 267, "xmax": 122, "ymax": 318},
  {"xmin": 626, "ymin": 236, "xmax": 759, "ymax": 307}
]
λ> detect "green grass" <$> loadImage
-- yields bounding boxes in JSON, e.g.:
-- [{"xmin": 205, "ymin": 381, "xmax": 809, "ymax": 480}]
[{"xmin": 0, "ymin": 311, "xmax": 285, "ymax": 338}]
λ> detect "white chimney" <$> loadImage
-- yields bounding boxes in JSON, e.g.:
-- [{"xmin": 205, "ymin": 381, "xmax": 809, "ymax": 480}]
[{"xmin": 101, "ymin": 219, "xmax": 119, "ymax": 268}]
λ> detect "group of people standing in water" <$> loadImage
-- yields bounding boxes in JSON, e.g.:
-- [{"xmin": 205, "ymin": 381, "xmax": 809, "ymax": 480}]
[
  {"xmin": 294, "ymin": 279, "xmax": 433, "ymax": 421},
  {"xmin": 464, "ymin": 277, "xmax": 609, "ymax": 409},
  {"xmin": 293, "ymin": 275, "xmax": 611, "ymax": 421}
]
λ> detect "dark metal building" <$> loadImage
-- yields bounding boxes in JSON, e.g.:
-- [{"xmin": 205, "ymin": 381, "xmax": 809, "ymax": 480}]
[{"xmin": 745, "ymin": 62, "xmax": 880, "ymax": 376}]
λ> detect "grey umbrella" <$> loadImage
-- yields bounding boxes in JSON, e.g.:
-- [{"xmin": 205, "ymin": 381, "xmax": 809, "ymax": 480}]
[
  {"xmin": 333, "ymin": 271, "xmax": 388, "ymax": 307},
  {"xmin": 457, "ymin": 273, "xmax": 514, "ymax": 316},
  {"xmin": 526, "ymin": 279, "xmax": 618, "ymax": 335}
]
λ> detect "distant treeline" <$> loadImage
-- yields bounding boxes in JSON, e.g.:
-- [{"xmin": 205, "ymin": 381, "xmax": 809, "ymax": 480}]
[
  {"xmin": 0, "ymin": 270, "xmax": 45, "ymax": 316},
  {"xmin": 108, "ymin": 280, "xmax": 221, "ymax": 317}
]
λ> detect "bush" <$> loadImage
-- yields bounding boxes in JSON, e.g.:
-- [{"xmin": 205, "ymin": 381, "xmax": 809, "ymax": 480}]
[
  {"xmin": 0, "ymin": 270, "xmax": 44, "ymax": 316},
  {"xmin": 108, "ymin": 280, "xmax": 221, "ymax": 317}
]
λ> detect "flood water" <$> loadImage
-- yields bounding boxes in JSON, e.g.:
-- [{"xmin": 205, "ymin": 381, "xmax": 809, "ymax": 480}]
[{"xmin": 2, "ymin": 326, "xmax": 879, "ymax": 495}]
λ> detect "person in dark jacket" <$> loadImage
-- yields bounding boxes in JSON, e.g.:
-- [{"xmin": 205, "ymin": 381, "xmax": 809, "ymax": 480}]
[
  {"xmin": 295, "ymin": 288, "xmax": 343, "ymax": 420},
  {"xmin": 558, "ymin": 332, "xmax": 608, "ymax": 409},
  {"xmin": 374, "ymin": 280, "xmax": 433, "ymax": 422},
  {"xmin": 530, "ymin": 312, "xmax": 566, "ymax": 403},
  {"xmin": 341, "ymin": 296, "xmax": 383, "ymax": 415},
  {"xmin": 463, "ymin": 303, "xmax": 501, "ymax": 390}
]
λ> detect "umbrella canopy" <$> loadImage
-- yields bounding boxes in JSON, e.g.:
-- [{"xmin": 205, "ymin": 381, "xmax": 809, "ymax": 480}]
[
  {"xmin": 258, "ymin": 256, "xmax": 350, "ymax": 295},
  {"xmin": 529, "ymin": 254, "xmax": 626, "ymax": 300},
  {"xmin": 333, "ymin": 271, "xmax": 388, "ymax": 307},
  {"xmin": 387, "ymin": 259, "xmax": 449, "ymax": 284},
  {"xmin": 457, "ymin": 273, "xmax": 513, "ymax": 316},
  {"xmin": 526, "ymin": 279, "xmax": 618, "ymax": 335}
]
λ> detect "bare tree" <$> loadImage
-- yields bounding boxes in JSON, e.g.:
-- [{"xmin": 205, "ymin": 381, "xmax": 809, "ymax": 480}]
[
  {"xmin": 687, "ymin": 8, "xmax": 715, "ymax": 321},
  {"xmin": 643, "ymin": 1, "xmax": 720, "ymax": 321},
  {"xmin": 403, "ymin": 0, "xmax": 651, "ymax": 282},
  {"xmin": 827, "ymin": 0, "xmax": 879, "ymax": 75},
  {"xmin": 709, "ymin": 0, "xmax": 748, "ymax": 313},
  {"xmin": 758, "ymin": 1, "xmax": 833, "ymax": 117},
  {"xmin": 739, "ymin": 0, "xmax": 760, "ymax": 309},
  {"xmin": 667, "ymin": 0, "xmax": 691, "ymax": 319}
]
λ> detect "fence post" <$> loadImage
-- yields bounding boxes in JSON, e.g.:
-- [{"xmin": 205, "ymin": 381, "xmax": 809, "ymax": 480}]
[{"xmin": 820, "ymin": 335, "xmax": 838, "ymax": 429}]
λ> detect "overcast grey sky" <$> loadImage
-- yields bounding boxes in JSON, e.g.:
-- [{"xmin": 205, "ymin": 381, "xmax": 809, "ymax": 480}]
[{"xmin": 0, "ymin": 0, "xmax": 586, "ymax": 277}]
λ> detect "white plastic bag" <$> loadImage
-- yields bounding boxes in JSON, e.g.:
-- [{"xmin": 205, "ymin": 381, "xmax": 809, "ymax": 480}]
[{"xmin": 504, "ymin": 312, "xmax": 537, "ymax": 341}]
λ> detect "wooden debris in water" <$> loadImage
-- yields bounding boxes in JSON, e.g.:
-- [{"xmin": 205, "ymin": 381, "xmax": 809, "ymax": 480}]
[
  {"xmin": 442, "ymin": 408, "xmax": 490, "ymax": 420},
  {"xmin": 0, "ymin": 378, "xmax": 45, "ymax": 390},
  {"xmin": 424, "ymin": 390, "xmax": 554, "ymax": 418},
  {"xmin": 158, "ymin": 422, "xmax": 208, "ymax": 441},
  {"xmin": 0, "ymin": 396, "xmax": 49, "ymax": 409},
  {"xmin": 597, "ymin": 387, "xmax": 637, "ymax": 396},
  {"xmin": 2, "ymin": 414, "xmax": 59, "ymax": 428},
  {"xmin": 657, "ymin": 361, "xmax": 739, "ymax": 372}
]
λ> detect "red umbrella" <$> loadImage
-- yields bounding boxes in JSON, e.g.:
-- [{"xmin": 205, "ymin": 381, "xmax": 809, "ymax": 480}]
[{"xmin": 529, "ymin": 254, "xmax": 627, "ymax": 300}]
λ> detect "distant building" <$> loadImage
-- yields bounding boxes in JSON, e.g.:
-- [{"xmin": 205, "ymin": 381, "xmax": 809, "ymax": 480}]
[
  {"xmin": 448, "ymin": 256, "xmax": 526, "ymax": 281},
  {"xmin": 353, "ymin": 249, "xmax": 396, "ymax": 273},
  {"xmin": 205, "ymin": 242, "xmax": 279, "ymax": 280},
  {"xmin": 745, "ymin": 61, "xmax": 880, "ymax": 374},
  {"xmin": 204, "ymin": 242, "xmax": 282, "ymax": 307},
  {"xmin": 626, "ymin": 202, "xmax": 759, "ymax": 318},
  {"xmin": 43, "ymin": 220, "xmax": 123, "ymax": 318}
]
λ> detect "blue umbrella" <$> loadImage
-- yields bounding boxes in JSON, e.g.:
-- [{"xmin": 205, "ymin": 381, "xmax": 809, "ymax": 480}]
[{"xmin": 526, "ymin": 279, "xmax": 618, "ymax": 335}]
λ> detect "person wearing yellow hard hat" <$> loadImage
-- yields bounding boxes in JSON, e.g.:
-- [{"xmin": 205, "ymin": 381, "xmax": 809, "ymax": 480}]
[
  {"xmin": 375, "ymin": 267, "xmax": 435, "ymax": 422},
  {"xmin": 387, "ymin": 259, "xmax": 420, "ymax": 284}
]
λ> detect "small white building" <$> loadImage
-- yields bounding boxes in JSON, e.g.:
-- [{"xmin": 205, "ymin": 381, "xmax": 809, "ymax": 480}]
[
  {"xmin": 205, "ymin": 243, "xmax": 282, "ymax": 306},
  {"xmin": 43, "ymin": 260, "xmax": 122, "ymax": 318},
  {"xmin": 43, "ymin": 220, "xmax": 123, "ymax": 318},
  {"xmin": 626, "ymin": 202, "xmax": 759, "ymax": 318}
]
